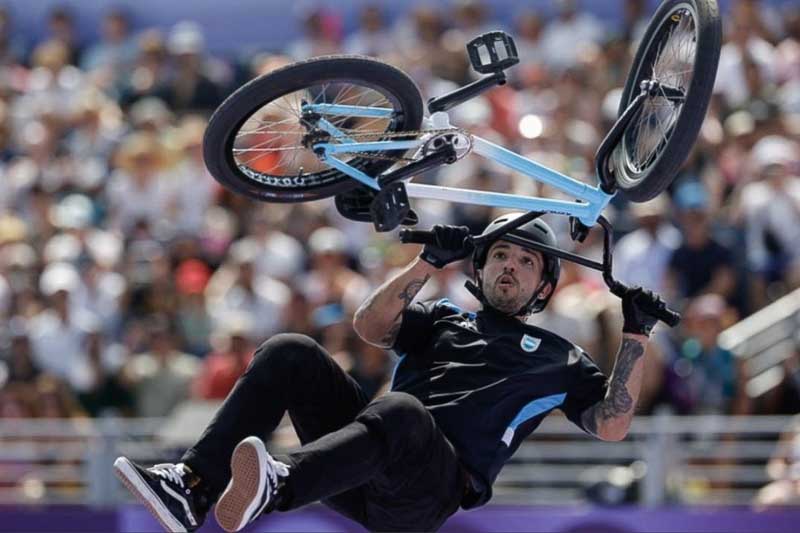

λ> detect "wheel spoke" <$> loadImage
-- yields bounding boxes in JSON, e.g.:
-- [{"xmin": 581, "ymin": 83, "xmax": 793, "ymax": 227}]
[
  {"xmin": 231, "ymin": 79, "xmax": 402, "ymax": 183},
  {"xmin": 626, "ymin": 7, "xmax": 697, "ymax": 177}
]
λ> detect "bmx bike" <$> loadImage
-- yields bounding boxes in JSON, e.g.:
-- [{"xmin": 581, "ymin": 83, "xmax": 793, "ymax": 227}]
[{"xmin": 202, "ymin": 0, "xmax": 722, "ymax": 328}]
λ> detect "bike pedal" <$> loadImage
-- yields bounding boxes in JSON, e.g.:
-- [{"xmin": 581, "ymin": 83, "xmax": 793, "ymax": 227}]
[{"xmin": 467, "ymin": 31, "xmax": 519, "ymax": 74}]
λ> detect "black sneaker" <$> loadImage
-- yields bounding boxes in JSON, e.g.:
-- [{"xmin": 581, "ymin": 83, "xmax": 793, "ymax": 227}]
[
  {"xmin": 214, "ymin": 436, "xmax": 290, "ymax": 532},
  {"xmin": 113, "ymin": 457, "xmax": 209, "ymax": 532}
]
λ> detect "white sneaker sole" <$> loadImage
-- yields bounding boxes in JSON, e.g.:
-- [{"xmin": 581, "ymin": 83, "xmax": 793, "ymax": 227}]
[
  {"xmin": 215, "ymin": 436, "xmax": 269, "ymax": 533},
  {"xmin": 113, "ymin": 457, "xmax": 187, "ymax": 533}
]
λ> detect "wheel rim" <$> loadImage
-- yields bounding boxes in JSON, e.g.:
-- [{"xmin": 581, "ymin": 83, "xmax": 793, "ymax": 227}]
[
  {"xmin": 622, "ymin": 4, "xmax": 698, "ymax": 181},
  {"xmin": 230, "ymin": 80, "xmax": 404, "ymax": 189}
]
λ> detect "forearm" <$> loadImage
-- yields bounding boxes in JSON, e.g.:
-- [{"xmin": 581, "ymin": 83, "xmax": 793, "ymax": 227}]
[
  {"xmin": 353, "ymin": 257, "xmax": 436, "ymax": 348},
  {"xmin": 581, "ymin": 333, "xmax": 648, "ymax": 441}
]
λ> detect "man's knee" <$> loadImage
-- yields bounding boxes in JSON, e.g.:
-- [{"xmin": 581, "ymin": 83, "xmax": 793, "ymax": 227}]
[
  {"xmin": 250, "ymin": 333, "xmax": 326, "ymax": 375},
  {"xmin": 358, "ymin": 392, "xmax": 433, "ymax": 442}
]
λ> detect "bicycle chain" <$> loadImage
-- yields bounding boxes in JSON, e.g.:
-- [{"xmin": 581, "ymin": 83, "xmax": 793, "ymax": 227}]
[
  {"xmin": 330, "ymin": 127, "xmax": 472, "ymax": 162},
  {"xmin": 238, "ymin": 127, "xmax": 471, "ymax": 163}
]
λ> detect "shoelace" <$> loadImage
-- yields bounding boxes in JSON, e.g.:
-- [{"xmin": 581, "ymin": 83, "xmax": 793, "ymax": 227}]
[
  {"xmin": 265, "ymin": 458, "xmax": 290, "ymax": 492},
  {"xmin": 150, "ymin": 463, "xmax": 187, "ymax": 489}
]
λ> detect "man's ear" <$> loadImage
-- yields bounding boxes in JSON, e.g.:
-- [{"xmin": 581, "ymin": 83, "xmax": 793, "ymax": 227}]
[{"xmin": 536, "ymin": 281, "xmax": 553, "ymax": 301}]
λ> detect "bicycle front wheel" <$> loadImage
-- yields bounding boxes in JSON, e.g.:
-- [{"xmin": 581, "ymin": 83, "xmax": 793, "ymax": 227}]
[
  {"xmin": 612, "ymin": 0, "xmax": 721, "ymax": 202},
  {"xmin": 203, "ymin": 56, "xmax": 424, "ymax": 203}
]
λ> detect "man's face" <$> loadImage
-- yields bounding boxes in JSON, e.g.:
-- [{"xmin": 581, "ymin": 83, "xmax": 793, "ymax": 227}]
[{"xmin": 479, "ymin": 241, "xmax": 551, "ymax": 315}]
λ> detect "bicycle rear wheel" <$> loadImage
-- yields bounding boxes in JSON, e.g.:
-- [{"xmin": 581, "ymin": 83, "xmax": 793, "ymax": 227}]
[
  {"xmin": 612, "ymin": 0, "xmax": 721, "ymax": 202},
  {"xmin": 203, "ymin": 56, "xmax": 424, "ymax": 203}
]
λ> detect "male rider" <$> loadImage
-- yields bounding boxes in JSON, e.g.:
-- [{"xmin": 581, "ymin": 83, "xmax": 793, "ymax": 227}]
[{"xmin": 114, "ymin": 212, "xmax": 660, "ymax": 532}]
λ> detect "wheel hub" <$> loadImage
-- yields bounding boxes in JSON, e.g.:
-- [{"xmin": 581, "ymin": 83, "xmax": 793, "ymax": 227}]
[{"xmin": 639, "ymin": 79, "xmax": 685, "ymax": 102}]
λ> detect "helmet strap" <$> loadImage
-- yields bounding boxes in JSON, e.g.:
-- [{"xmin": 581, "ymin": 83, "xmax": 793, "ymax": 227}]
[{"xmin": 515, "ymin": 279, "xmax": 548, "ymax": 317}]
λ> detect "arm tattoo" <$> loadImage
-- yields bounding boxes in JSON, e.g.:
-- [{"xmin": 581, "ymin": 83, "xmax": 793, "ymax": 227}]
[
  {"xmin": 398, "ymin": 276, "xmax": 429, "ymax": 307},
  {"xmin": 380, "ymin": 320, "xmax": 403, "ymax": 347},
  {"xmin": 375, "ymin": 274, "xmax": 431, "ymax": 347},
  {"xmin": 581, "ymin": 338, "xmax": 645, "ymax": 436}
]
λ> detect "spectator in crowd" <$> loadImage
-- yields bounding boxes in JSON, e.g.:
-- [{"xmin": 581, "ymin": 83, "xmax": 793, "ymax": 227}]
[
  {"xmin": 205, "ymin": 238, "xmax": 290, "ymax": 339},
  {"xmin": 74, "ymin": 326, "xmax": 132, "ymax": 417},
  {"xmin": 174, "ymin": 258, "xmax": 214, "ymax": 356},
  {"xmin": 0, "ymin": 0, "xmax": 794, "ymax": 437},
  {"xmin": 344, "ymin": 4, "xmax": 396, "ymax": 57},
  {"xmin": 715, "ymin": 13, "xmax": 779, "ymax": 110},
  {"xmin": 300, "ymin": 226, "xmax": 369, "ymax": 307},
  {"xmin": 540, "ymin": 0, "xmax": 605, "ymax": 71},
  {"xmin": 613, "ymin": 196, "xmax": 681, "ymax": 296},
  {"xmin": 1, "ymin": 317, "xmax": 40, "ymax": 385},
  {"xmin": 117, "ymin": 30, "xmax": 171, "ymax": 108},
  {"xmin": 244, "ymin": 207, "xmax": 305, "ymax": 283},
  {"xmin": 0, "ymin": 7, "xmax": 26, "ymax": 66},
  {"xmin": 451, "ymin": 0, "xmax": 500, "ymax": 38},
  {"xmin": 44, "ymin": 6, "xmax": 83, "ymax": 66},
  {"xmin": 81, "ymin": 8, "xmax": 137, "ymax": 89},
  {"xmin": 35, "ymin": 374, "xmax": 87, "ymax": 419},
  {"xmin": 28, "ymin": 262, "xmax": 97, "ymax": 392},
  {"xmin": 657, "ymin": 294, "xmax": 748, "ymax": 415},
  {"xmin": 158, "ymin": 21, "xmax": 225, "ymax": 113},
  {"xmin": 666, "ymin": 181, "xmax": 737, "ymax": 306},
  {"xmin": 192, "ymin": 313, "xmax": 255, "ymax": 400},
  {"xmin": 121, "ymin": 316, "xmax": 198, "ymax": 417},
  {"xmin": 167, "ymin": 115, "xmax": 218, "ymax": 236},
  {"xmin": 737, "ymin": 135, "xmax": 800, "ymax": 307},
  {"xmin": 106, "ymin": 130, "xmax": 175, "ymax": 234},
  {"xmin": 287, "ymin": 7, "xmax": 342, "ymax": 60}
]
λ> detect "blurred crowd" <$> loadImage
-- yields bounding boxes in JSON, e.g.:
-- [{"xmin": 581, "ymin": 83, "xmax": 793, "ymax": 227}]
[{"xmin": 0, "ymin": 0, "xmax": 799, "ymax": 436}]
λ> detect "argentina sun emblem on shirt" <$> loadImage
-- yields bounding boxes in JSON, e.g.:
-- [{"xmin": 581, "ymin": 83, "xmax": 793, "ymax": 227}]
[{"xmin": 520, "ymin": 334, "xmax": 541, "ymax": 353}]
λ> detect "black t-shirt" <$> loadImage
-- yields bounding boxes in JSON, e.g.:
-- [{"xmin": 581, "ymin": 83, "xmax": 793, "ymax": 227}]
[
  {"xmin": 668, "ymin": 240, "xmax": 733, "ymax": 297},
  {"xmin": 391, "ymin": 299, "xmax": 608, "ymax": 508}
]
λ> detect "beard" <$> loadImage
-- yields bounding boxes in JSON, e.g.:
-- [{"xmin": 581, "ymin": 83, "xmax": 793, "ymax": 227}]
[{"xmin": 483, "ymin": 277, "xmax": 532, "ymax": 315}]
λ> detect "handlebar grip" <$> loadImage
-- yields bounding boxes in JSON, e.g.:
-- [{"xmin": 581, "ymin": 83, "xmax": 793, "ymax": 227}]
[
  {"xmin": 608, "ymin": 281, "xmax": 681, "ymax": 328},
  {"xmin": 399, "ymin": 229, "xmax": 437, "ymax": 245},
  {"xmin": 655, "ymin": 306, "xmax": 681, "ymax": 328}
]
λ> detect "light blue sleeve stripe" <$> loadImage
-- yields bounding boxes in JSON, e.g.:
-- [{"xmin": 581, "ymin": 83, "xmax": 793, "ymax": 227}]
[
  {"xmin": 389, "ymin": 354, "xmax": 406, "ymax": 390},
  {"xmin": 509, "ymin": 392, "xmax": 567, "ymax": 430}
]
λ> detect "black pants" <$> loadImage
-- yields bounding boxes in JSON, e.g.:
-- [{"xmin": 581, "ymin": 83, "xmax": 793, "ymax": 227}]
[{"xmin": 181, "ymin": 333, "xmax": 465, "ymax": 531}]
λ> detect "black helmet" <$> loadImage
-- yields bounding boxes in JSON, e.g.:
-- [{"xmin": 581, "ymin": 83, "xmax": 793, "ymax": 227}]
[{"xmin": 470, "ymin": 212, "xmax": 560, "ymax": 315}]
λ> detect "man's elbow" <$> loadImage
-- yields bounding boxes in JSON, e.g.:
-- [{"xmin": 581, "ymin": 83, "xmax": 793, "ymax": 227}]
[
  {"xmin": 352, "ymin": 313, "xmax": 386, "ymax": 347},
  {"xmin": 597, "ymin": 424, "xmax": 629, "ymax": 442},
  {"xmin": 352, "ymin": 312, "xmax": 372, "ymax": 342}
]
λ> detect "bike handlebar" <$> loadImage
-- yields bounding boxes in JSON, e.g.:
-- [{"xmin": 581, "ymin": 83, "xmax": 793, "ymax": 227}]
[
  {"xmin": 399, "ymin": 229, "xmax": 439, "ymax": 245},
  {"xmin": 399, "ymin": 227, "xmax": 681, "ymax": 328},
  {"xmin": 606, "ymin": 279, "xmax": 681, "ymax": 328}
]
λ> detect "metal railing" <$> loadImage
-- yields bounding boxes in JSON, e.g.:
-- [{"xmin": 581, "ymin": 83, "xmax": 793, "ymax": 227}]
[
  {"xmin": 719, "ymin": 288, "xmax": 800, "ymax": 398},
  {"xmin": 0, "ymin": 413, "xmax": 793, "ymax": 507}
]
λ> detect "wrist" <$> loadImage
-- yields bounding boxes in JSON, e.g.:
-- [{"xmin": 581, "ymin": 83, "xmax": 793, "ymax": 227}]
[
  {"xmin": 415, "ymin": 254, "xmax": 442, "ymax": 272},
  {"xmin": 622, "ymin": 331, "xmax": 649, "ymax": 343},
  {"xmin": 418, "ymin": 251, "xmax": 445, "ymax": 269}
]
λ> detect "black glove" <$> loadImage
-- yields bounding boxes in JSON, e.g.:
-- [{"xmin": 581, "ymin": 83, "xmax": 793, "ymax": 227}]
[
  {"xmin": 419, "ymin": 225, "xmax": 473, "ymax": 269},
  {"xmin": 621, "ymin": 286, "xmax": 663, "ymax": 336}
]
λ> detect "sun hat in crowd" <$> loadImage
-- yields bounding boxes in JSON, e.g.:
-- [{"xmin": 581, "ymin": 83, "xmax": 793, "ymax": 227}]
[
  {"xmin": 309, "ymin": 226, "xmax": 348, "ymax": 255},
  {"xmin": 39, "ymin": 262, "xmax": 81, "ymax": 296},
  {"xmin": 750, "ymin": 135, "xmax": 798, "ymax": 172}
]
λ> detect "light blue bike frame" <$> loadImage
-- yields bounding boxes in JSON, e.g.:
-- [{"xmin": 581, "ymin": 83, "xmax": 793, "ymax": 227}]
[{"xmin": 304, "ymin": 103, "xmax": 615, "ymax": 228}]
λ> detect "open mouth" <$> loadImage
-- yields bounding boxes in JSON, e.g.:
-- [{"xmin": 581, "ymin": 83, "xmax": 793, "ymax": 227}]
[{"xmin": 497, "ymin": 275, "xmax": 517, "ymax": 288}]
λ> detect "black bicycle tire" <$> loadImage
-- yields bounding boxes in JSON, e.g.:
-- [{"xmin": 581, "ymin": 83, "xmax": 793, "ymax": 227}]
[
  {"xmin": 612, "ymin": 0, "xmax": 721, "ymax": 202},
  {"xmin": 203, "ymin": 56, "xmax": 424, "ymax": 203}
]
